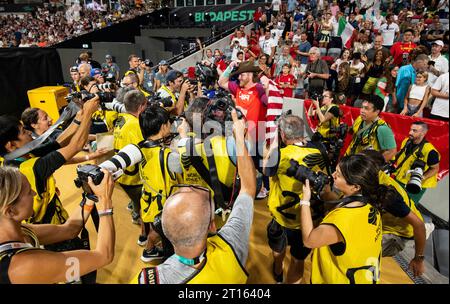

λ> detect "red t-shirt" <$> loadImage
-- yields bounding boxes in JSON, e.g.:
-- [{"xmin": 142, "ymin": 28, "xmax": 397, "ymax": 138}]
[
  {"xmin": 275, "ymin": 74, "xmax": 296, "ymax": 98},
  {"xmin": 390, "ymin": 41, "xmax": 417, "ymax": 65}
]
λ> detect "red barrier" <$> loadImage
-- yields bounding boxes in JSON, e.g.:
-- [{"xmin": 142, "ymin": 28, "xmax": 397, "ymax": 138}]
[{"xmin": 303, "ymin": 99, "xmax": 449, "ymax": 180}]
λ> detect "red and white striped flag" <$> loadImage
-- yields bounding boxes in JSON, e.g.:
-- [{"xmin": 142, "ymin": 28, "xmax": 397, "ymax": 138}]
[{"xmin": 260, "ymin": 76, "xmax": 284, "ymax": 146}]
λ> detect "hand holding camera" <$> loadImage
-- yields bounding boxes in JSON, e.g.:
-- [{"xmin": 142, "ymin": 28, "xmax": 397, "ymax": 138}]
[
  {"xmin": 87, "ymin": 168, "xmax": 114, "ymax": 210},
  {"xmin": 83, "ymin": 95, "xmax": 101, "ymax": 114}
]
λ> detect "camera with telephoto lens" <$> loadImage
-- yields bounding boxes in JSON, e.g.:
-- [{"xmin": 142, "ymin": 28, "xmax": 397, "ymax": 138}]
[
  {"xmin": 406, "ymin": 159, "xmax": 426, "ymax": 194},
  {"xmin": 74, "ymin": 144, "xmax": 143, "ymax": 197},
  {"xmin": 286, "ymin": 159, "xmax": 331, "ymax": 193},
  {"xmin": 147, "ymin": 92, "xmax": 174, "ymax": 108},
  {"xmin": 102, "ymin": 71, "xmax": 116, "ymax": 84},
  {"xmin": 65, "ymin": 90, "xmax": 114, "ymax": 106},
  {"xmin": 382, "ymin": 161, "xmax": 396, "ymax": 175},
  {"xmin": 144, "ymin": 59, "xmax": 152, "ymax": 67},
  {"xmin": 97, "ymin": 82, "xmax": 116, "ymax": 92}
]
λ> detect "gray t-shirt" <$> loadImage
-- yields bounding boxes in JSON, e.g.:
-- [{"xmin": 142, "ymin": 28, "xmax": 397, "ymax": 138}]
[
  {"xmin": 155, "ymin": 192, "xmax": 254, "ymax": 284},
  {"xmin": 306, "ymin": 59, "xmax": 329, "ymax": 89}
]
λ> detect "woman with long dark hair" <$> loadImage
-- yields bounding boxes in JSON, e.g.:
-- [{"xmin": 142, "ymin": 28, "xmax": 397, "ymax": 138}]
[
  {"xmin": 375, "ymin": 65, "xmax": 399, "ymax": 113},
  {"xmin": 300, "ymin": 154, "xmax": 399, "ymax": 284}
]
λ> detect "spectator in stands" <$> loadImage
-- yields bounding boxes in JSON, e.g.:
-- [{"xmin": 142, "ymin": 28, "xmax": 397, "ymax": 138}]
[
  {"xmin": 256, "ymin": 53, "xmax": 272, "ymax": 78},
  {"xmin": 302, "ymin": 47, "xmax": 330, "ymax": 99},
  {"xmin": 400, "ymin": 71, "xmax": 431, "ymax": 117},
  {"xmin": 353, "ymin": 32, "xmax": 373, "ymax": 55},
  {"xmin": 390, "ymin": 28, "xmax": 417, "ymax": 66},
  {"xmin": 379, "ymin": 13, "xmax": 400, "ymax": 49},
  {"xmin": 375, "ymin": 65, "xmax": 399, "ymax": 113},
  {"xmin": 362, "ymin": 49, "xmax": 387, "ymax": 95},
  {"xmin": 396, "ymin": 54, "xmax": 429, "ymax": 113},
  {"xmin": 427, "ymin": 40, "xmax": 449, "ymax": 86},
  {"xmin": 274, "ymin": 45, "xmax": 296, "ymax": 76},
  {"xmin": 430, "ymin": 72, "xmax": 449, "ymax": 121},
  {"xmin": 275, "ymin": 64, "xmax": 296, "ymax": 98},
  {"xmin": 366, "ymin": 34, "xmax": 391, "ymax": 62},
  {"xmin": 259, "ymin": 28, "xmax": 277, "ymax": 65}
]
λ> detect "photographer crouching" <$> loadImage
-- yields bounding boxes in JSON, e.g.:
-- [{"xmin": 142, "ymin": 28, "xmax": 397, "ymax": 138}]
[
  {"xmin": 389, "ymin": 121, "xmax": 440, "ymax": 204},
  {"xmin": 263, "ymin": 113, "xmax": 332, "ymax": 284}
]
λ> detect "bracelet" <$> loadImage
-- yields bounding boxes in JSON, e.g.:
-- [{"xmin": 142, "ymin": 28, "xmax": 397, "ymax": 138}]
[
  {"xmin": 300, "ymin": 200, "xmax": 311, "ymax": 207},
  {"xmin": 73, "ymin": 119, "xmax": 81, "ymax": 125},
  {"xmin": 414, "ymin": 254, "xmax": 425, "ymax": 261},
  {"xmin": 98, "ymin": 208, "xmax": 114, "ymax": 217}
]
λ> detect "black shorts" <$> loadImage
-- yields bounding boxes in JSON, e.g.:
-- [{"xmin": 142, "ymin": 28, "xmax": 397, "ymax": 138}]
[{"xmin": 266, "ymin": 219, "xmax": 311, "ymax": 260}]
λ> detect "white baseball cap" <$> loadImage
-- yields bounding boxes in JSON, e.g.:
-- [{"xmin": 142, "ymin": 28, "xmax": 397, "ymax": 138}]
[{"xmin": 432, "ymin": 40, "xmax": 444, "ymax": 47}]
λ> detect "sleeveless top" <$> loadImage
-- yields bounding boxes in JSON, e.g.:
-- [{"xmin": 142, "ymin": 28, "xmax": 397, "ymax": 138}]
[{"xmin": 408, "ymin": 84, "xmax": 428, "ymax": 100}]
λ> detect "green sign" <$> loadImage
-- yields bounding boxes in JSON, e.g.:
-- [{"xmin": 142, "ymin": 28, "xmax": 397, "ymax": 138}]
[{"xmin": 195, "ymin": 10, "xmax": 255, "ymax": 23}]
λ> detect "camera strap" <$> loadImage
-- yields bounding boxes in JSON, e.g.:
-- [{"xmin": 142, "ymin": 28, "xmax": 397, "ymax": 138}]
[
  {"xmin": 186, "ymin": 137, "xmax": 229, "ymax": 210},
  {"xmin": 3, "ymin": 101, "xmax": 81, "ymax": 161},
  {"xmin": 394, "ymin": 139, "xmax": 427, "ymax": 173},
  {"xmin": 324, "ymin": 194, "xmax": 370, "ymax": 208}
]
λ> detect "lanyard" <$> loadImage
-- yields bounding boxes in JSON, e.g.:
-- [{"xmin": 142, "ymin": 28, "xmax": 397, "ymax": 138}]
[{"xmin": 175, "ymin": 251, "xmax": 206, "ymax": 266}]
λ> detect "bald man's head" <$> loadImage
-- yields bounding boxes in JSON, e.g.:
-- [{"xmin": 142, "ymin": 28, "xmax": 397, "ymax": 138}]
[
  {"xmin": 78, "ymin": 63, "xmax": 91, "ymax": 78},
  {"xmin": 162, "ymin": 187, "xmax": 213, "ymax": 249}
]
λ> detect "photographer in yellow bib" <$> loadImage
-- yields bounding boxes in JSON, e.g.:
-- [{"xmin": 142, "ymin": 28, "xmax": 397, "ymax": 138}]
[
  {"xmin": 113, "ymin": 90, "xmax": 147, "ymax": 228},
  {"xmin": 361, "ymin": 149, "xmax": 426, "ymax": 278},
  {"xmin": 345, "ymin": 95, "xmax": 397, "ymax": 162},
  {"xmin": 136, "ymin": 105, "xmax": 183, "ymax": 263},
  {"xmin": 300, "ymin": 154, "xmax": 400, "ymax": 284},
  {"xmin": 132, "ymin": 109, "xmax": 256, "ymax": 284},
  {"xmin": 263, "ymin": 113, "xmax": 330, "ymax": 284}
]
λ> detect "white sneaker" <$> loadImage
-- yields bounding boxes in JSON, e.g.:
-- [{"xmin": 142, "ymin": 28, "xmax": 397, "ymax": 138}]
[
  {"xmin": 256, "ymin": 187, "xmax": 268, "ymax": 199},
  {"xmin": 425, "ymin": 222, "xmax": 435, "ymax": 240}
]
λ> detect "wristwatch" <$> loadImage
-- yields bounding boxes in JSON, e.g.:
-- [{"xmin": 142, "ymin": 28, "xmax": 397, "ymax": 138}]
[{"xmin": 414, "ymin": 254, "xmax": 425, "ymax": 261}]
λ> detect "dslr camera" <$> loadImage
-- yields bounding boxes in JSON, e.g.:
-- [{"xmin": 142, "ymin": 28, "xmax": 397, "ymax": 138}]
[
  {"xmin": 65, "ymin": 90, "xmax": 115, "ymax": 106},
  {"xmin": 286, "ymin": 159, "xmax": 330, "ymax": 193},
  {"xmin": 74, "ymin": 144, "xmax": 143, "ymax": 197},
  {"xmin": 406, "ymin": 159, "xmax": 426, "ymax": 194},
  {"xmin": 204, "ymin": 92, "xmax": 244, "ymax": 125},
  {"xmin": 147, "ymin": 92, "xmax": 174, "ymax": 108}
]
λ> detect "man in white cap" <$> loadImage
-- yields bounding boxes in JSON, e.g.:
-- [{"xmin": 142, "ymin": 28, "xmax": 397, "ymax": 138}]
[{"xmin": 427, "ymin": 40, "xmax": 449, "ymax": 86}]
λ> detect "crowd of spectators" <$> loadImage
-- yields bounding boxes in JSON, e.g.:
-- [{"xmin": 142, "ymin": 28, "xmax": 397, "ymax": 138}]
[{"xmin": 0, "ymin": 1, "xmax": 150, "ymax": 48}]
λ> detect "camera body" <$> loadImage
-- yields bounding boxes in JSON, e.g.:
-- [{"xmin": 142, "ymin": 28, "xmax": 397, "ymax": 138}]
[
  {"xmin": 286, "ymin": 159, "xmax": 330, "ymax": 193},
  {"xmin": 74, "ymin": 164, "xmax": 105, "ymax": 195},
  {"xmin": 195, "ymin": 62, "xmax": 218, "ymax": 88},
  {"xmin": 310, "ymin": 91, "xmax": 323, "ymax": 101},
  {"xmin": 147, "ymin": 92, "xmax": 174, "ymax": 108},
  {"xmin": 74, "ymin": 144, "xmax": 143, "ymax": 197},
  {"xmin": 204, "ymin": 93, "xmax": 244, "ymax": 127},
  {"xmin": 65, "ymin": 90, "xmax": 115, "ymax": 107},
  {"xmin": 406, "ymin": 159, "xmax": 426, "ymax": 194}
]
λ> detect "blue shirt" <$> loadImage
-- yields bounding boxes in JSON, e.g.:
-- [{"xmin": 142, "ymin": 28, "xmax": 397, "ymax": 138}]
[
  {"xmin": 298, "ymin": 41, "xmax": 311, "ymax": 65},
  {"xmin": 396, "ymin": 64, "xmax": 416, "ymax": 110},
  {"xmin": 287, "ymin": 0, "xmax": 298, "ymax": 13}
]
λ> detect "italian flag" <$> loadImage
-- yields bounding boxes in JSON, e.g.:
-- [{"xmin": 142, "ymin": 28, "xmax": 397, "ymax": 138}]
[{"xmin": 338, "ymin": 17, "xmax": 356, "ymax": 49}]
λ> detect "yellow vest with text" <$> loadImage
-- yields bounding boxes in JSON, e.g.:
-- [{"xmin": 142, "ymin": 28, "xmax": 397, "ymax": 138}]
[
  {"xmin": 130, "ymin": 234, "xmax": 248, "ymax": 284},
  {"xmin": 379, "ymin": 171, "xmax": 423, "ymax": 238},
  {"xmin": 178, "ymin": 136, "xmax": 236, "ymax": 195},
  {"xmin": 393, "ymin": 138, "xmax": 440, "ymax": 189},
  {"xmin": 186, "ymin": 234, "xmax": 248, "ymax": 284},
  {"xmin": 311, "ymin": 203, "xmax": 382, "ymax": 284},
  {"xmin": 139, "ymin": 145, "xmax": 182, "ymax": 223},
  {"xmin": 268, "ymin": 144, "xmax": 326, "ymax": 230},
  {"xmin": 345, "ymin": 116, "xmax": 388, "ymax": 156},
  {"xmin": 113, "ymin": 113, "xmax": 144, "ymax": 186},
  {"xmin": 18, "ymin": 158, "xmax": 69, "ymax": 224},
  {"xmin": 317, "ymin": 104, "xmax": 340, "ymax": 139}
]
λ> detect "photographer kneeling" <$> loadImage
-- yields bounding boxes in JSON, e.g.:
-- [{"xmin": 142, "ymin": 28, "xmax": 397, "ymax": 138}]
[
  {"xmin": 132, "ymin": 109, "xmax": 256, "ymax": 284},
  {"xmin": 0, "ymin": 166, "xmax": 115, "ymax": 284}
]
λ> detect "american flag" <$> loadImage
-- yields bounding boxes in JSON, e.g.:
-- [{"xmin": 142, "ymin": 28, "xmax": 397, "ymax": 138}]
[{"xmin": 260, "ymin": 76, "xmax": 284, "ymax": 146}]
